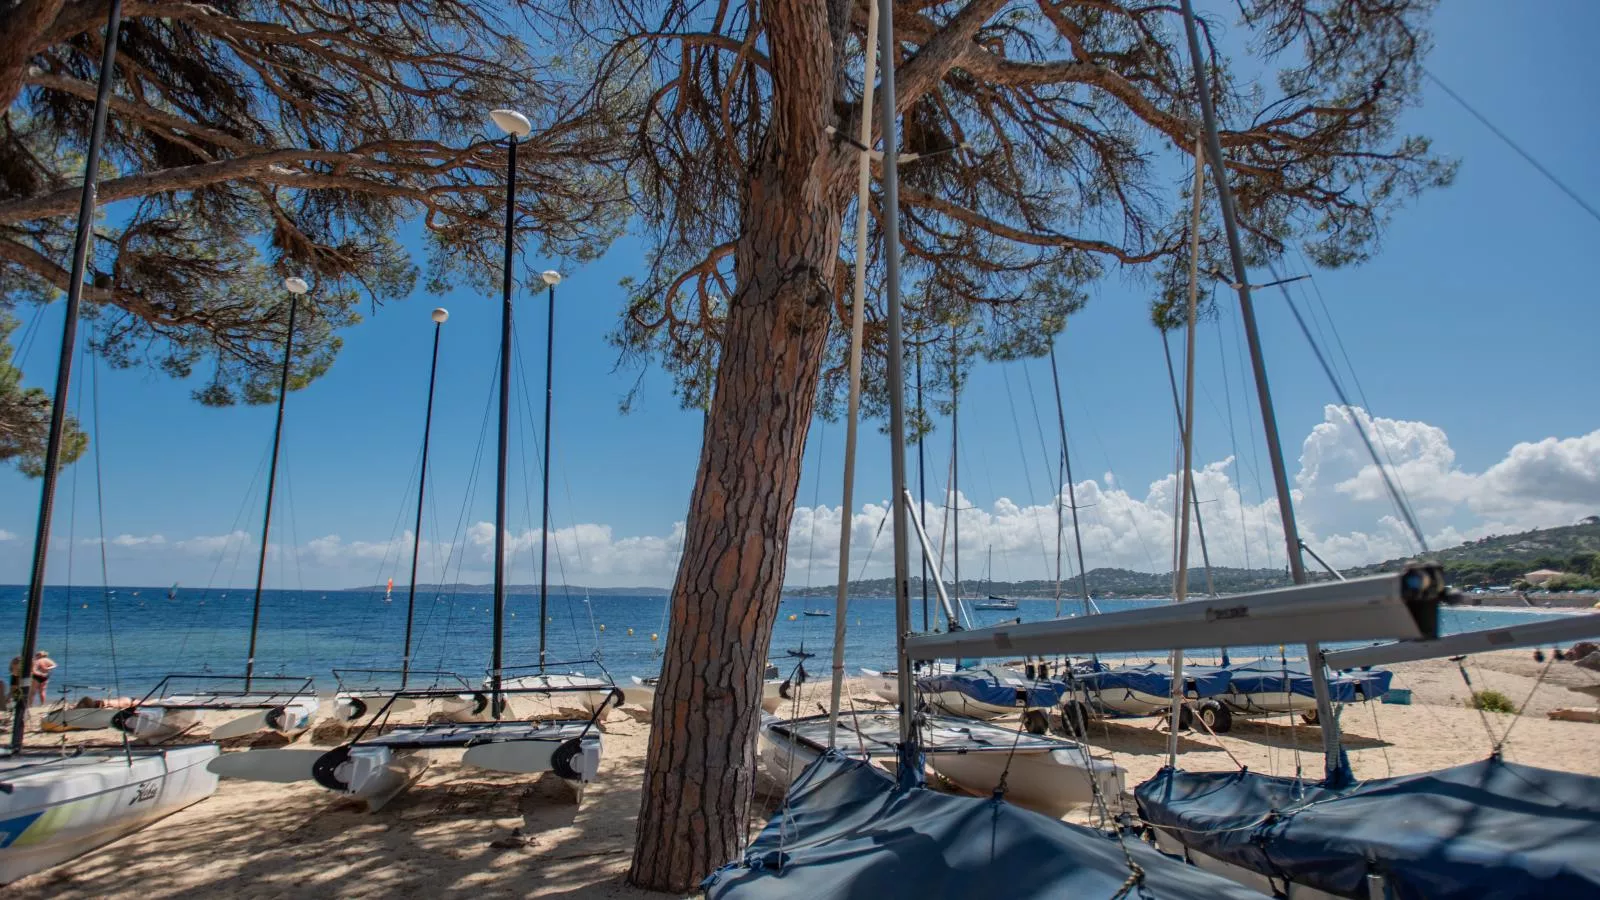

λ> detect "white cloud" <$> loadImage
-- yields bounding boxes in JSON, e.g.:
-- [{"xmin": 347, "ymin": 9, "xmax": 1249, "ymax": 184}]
[
  {"xmin": 9, "ymin": 409, "xmax": 1596, "ymax": 588},
  {"xmin": 174, "ymin": 530, "xmax": 252, "ymax": 555},
  {"xmin": 0, "ymin": 529, "xmax": 14, "ymax": 541}
]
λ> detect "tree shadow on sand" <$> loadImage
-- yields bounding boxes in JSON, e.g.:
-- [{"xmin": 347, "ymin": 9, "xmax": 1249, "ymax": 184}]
[{"xmin": 9, "ymin": 717, "xmax": 667, "ymax": 900}]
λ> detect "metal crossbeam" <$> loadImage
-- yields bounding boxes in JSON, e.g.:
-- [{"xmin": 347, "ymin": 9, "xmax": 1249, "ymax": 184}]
[
  {"xmin": 1324, "ymin": 614, "xmax": 1600, "ymax": 669},
  {"xmin": 904, "ymin": 567, "xmax": 1449, "ymax": 661}
]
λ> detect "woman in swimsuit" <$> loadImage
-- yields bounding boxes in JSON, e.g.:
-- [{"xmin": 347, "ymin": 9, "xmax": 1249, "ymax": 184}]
[{"xmin": 32, "ymin": 651, "xmax": 56, "ymax": 703}]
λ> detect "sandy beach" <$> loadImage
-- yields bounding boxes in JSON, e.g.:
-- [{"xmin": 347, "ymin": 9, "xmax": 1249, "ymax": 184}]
[{"xmin": 9, "ymin": 650, "xmax": 1599, "ymax": 899}]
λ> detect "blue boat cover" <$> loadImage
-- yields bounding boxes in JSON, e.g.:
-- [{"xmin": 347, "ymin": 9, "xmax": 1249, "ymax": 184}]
[
  {"xmin": 1136, "ymin": 757, "xmax": 1600, "ymax": 899},
  {"xmin": 919, "ymin": 665, "xmax": 1064, "ymax": 709},
  {"xmin": 1224, "ymin": 659, "xmax": 1364, "ymax": 703},
  {"xmin": 707, "ymin": 753, "xmax": 1267, "ymax": 899},
  {"xmin": 1072, "ymin": 661, "xmax": 1232, "ymax": 700}
]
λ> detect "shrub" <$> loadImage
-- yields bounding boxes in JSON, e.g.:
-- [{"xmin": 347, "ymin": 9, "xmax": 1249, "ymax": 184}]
[{"xmin": 1470, "ymin": 690, "xmax": 1516, "ymax": 713}]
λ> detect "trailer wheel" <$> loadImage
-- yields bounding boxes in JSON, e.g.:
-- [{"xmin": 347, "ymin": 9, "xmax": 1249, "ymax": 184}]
[
  {"xmin": 1197, "ymin": 699, "xmax": 1232, "ymax": 734},
  {"xmin": 1175, "ymin": 703, "xmax": 1195, "ymax": 731},
  {"xmin": 1023, "ymin": 709, "xmax": 1050, "ymax": 735},
  {"xmin": 1301, "ymin": 707, "xmax": 1320, "ymax": 726},
  {"xmin": 1056, "ymin": 700, "xmax": 1091, "ymax": 738}
]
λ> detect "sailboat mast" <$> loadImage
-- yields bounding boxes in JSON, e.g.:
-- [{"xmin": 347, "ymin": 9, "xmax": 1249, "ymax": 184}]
[
  {"xmin": 245, "ymin": 279, "xmax": 305, "ymax": 690},
  {"xmin": 9, "ymin": 0, "xmax": 125, "ymax": 753},
  {"xmin": 825, "ymin": 0, "xmax": 879, "ymax": 749},
  {"xmin": 949, "ymin": 332, "xmax": 960, "ymax": 626},
  {"xmin": 1047, "ymin": 343, "xmax": 1092, "ymax": 616},
  {"xmin": 916, "ymin": 343, "xmax": 930, "ymax": 632},
  {"xmin": 401, "ymin": 309, "xmax": 448, "ymax": 688},
  {"xmin": 537, "ymin": 272, "xmax": 561, "ymax": 669},
  {"xmin": 874, "ymin": 0, "xmax": 915, "ymax": 749},
  {"xmin": 1177, "ymin": 0, "xmax": 1343, "ymax": 775},
  {"xmin": 491, "ymin": 127, "xmax": 522, "ymax": 720}
]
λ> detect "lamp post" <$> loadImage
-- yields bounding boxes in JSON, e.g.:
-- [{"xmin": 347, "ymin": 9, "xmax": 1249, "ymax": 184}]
[
  {"xmin": 537, "ymin": 269, "xmax": 561, "ymax": 669},
  {"xmin": 400, "ymin": 307, "xmax": 448, "ymax": 687},
  {"xmin": 488, "ymin": 108, "xmax": 531, "ymax": 718},
  {"xmin": 245, "ymin": 275, "xmax": 308, "ymax": 690}
]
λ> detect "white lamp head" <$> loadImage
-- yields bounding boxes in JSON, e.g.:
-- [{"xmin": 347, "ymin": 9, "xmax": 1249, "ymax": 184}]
[
  {"xmin": 283, "ymin": 276, "xmax": 309, "ymax": 295},
  {"xmin": 431, "ymin": 307, "xmax": 449, "ymax": 324},
  {"xmin": 490, "ymin": 109, "xmax": 532, "ymax": 138},
  {"xmin": 541, "ymin": 270, "xmax": 562, "ymax": 286}
]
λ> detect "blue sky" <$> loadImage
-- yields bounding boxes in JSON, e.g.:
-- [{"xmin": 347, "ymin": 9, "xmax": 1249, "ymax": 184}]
[{"xmin": 3, "ymin": 2, "xmax": 1598, "ymax": 590}]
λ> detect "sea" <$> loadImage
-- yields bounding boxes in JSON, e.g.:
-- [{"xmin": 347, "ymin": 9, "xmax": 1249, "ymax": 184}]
[{"xmin": 0, "ymin": 584, "xmax": 1575, "ymax": 699}]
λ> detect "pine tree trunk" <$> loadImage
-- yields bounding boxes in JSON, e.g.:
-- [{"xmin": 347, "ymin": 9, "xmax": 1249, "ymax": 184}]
[{"xmin": 627, "ymin": 162, "xmax": 844, "ymax": 891}]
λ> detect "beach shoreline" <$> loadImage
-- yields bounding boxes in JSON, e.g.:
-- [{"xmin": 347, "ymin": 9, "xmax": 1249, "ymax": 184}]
[{"xmin": 8, "ymin": 650, "xmax": 1598, "ymax": 898}]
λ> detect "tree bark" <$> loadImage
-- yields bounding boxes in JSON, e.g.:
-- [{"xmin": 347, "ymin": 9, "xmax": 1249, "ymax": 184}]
[
  {"xmin": 0, "ymin": 0, "xmax": 66, "ymax": 112},
  {"xmin": 627, "ymin": 164, "xmax": 844, "ymax": 896}
]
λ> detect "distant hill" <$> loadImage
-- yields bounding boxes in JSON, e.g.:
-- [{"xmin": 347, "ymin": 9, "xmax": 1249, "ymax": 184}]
[
  {"xmin": 1345, "ymin": 520, "xmax": 1600, "ymax": 586},
  {"xmin": 343, "ymin": 520, "xmax": 1600, "ymax": 598},
  {"xmin": 343, "ymin": 583, "xmax": 671, "ymax": 596},
  {"xmin": 781, "ymin": 565, "xmax": 1295, "ymax": 599}
]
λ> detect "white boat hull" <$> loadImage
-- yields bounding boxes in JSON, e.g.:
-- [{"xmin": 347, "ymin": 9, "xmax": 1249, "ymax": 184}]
[
  {"xmin": 761, "ymin": 713, "xmax": 1124, "ymax": 819},
  {"xmin": 0, "ymin": 745, "xmax": 220, "ymax": 884},
  {"xmin": 119, "ymin": 695, "xmax": 320, "ymax": 742},
  {"xmin": 922, "ymin": 690, "xmax": 1016, "ymax": 719},
  {"xmin": 497, "ymin": 674, "xmax": 613, "ymax": 716},
  {"xmin": 41, "ymin": 707, "xmax": 119, "ymax": 733},
  {"xmin": 1221, "ymin": 690, "xmax": 1319, "ymax": 716},
  {"xmin": 627, "ymin": 677, "xmax": 657, "ymax": 711},
  {"xmin": 331, "ymin": 694, "xmax": 416, "ymax": 722},
  {"xmin": 929, "ymin": 749, "xmax": 1123, "ymax": 818}
]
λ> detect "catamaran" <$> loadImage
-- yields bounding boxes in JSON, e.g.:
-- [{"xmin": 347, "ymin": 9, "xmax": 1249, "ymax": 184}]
[
  {"xmin": 210, "ymin": 123, "xmax": 611, "ymax": 808},
  {"xmin": 2, "ymin": 22, "xmax": 221, "ymax": 878},
  {"xmin": 113, "ymin": 276, "xmax": 319, "ymax": 743}
]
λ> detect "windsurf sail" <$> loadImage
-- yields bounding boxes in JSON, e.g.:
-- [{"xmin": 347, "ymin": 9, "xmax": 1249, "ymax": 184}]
[{"xmin": 384, "ymin": 578, "xmax": 394, "ymax": 602}]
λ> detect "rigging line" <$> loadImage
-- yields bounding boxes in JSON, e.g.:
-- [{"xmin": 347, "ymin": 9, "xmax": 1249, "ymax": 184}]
[
  {"xmin": 512, "ymin": 339, "xmax": 592, "ymax": 656},
  {"xmin": 1048, "ymin": 342, "xmax": 1094, "ymax": 616},
  {"xmin": 804, "ymin": 418, "xmax": 827, "ymax": 590},
  {"xmin": 999, "ymin": 364, "xmax": 1056, "ymax": 582},
  {"xmin": 1019, "ymin": 361, "xmax": 1074, "ymax": 590},
  {"xmin": 1291, "ymin": 250, "xmax": 1425, "ymax": 530},
  {"xmin": 1228, "ymin": 297, "xmax": 1279, "ymax": 572},
  {"xmin": 1158, "ymin": 331, "xmax": 1218, "ymax": 598},
  {"xmin": 1269, "ymin": 263, "xmax": 1428, "ymax": 552},
  {"xmin": 1423, "ymin": 68, "xmax": 1600, "ymax": 228},
  {"xmin": 64, "ymin": 339, "xmax": 85, "ymax": 677},
  {"xmin": 88, "ymin": 341, "xmax": 121, "ymax": 696},
  {"xmin": 428, "ymin": 348, "xmax": 500, "ymax": 673}
]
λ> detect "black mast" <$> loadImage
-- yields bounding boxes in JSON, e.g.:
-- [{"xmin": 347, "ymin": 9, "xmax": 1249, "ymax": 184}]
[
  {"xmin": 488, "ymin": 108, "xmax": 531, "ymax": 718},
  {"xmin": 401, "ymin": 309, "xmax": 448, "ymax": 687},
  {"xmin": 537, "ymin": 272, "xmax": 560, "ymax": 668},
  {"xmin": 9, "ymin": 0, "xmax": 125, "ymax": 752},
  {"xmin": 245, "ymin": 278, "xmax": 306, "ymax": 690}
]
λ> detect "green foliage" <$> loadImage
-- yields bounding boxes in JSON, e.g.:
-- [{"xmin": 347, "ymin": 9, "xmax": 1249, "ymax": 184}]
[
  {"xmin": 1469, "ymin": 690, "xmax": 1516, "ymax": 714},
  {"xmin": 1349, "ymin": 522, "xmax": 1600, "ymax": 585},
  {"xmin": 1, "ymin": 4, "xmax": 631, "ymax": 475},
  {"xmin": 0, "ymin": 312, "xmax": 86, "ymax": 476}
]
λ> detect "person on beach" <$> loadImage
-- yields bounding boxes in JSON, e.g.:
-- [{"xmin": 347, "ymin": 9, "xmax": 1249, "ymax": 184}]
[
  {"xmin": 8, "ymin": 655, "xmax": 20, "ymax": 697},
  {"xmin": 31, "ymin": 651, "xmax": 56, "ymax": 704}
]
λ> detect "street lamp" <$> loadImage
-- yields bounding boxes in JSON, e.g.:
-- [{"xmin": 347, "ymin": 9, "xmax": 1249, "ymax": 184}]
[
  {"xmin": 487, "ymin": 108, "xmax": 529, "ymax": 717},
  {"xmin": 536, "ymin": 269, "xmax": 561, "ymax": 668}
]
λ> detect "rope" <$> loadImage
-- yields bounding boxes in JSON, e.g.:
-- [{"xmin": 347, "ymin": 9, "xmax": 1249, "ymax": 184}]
[
  {"xmin": 1455, "ymin": 660, "xmax": 1501, "ymax": 750},
  {"xmin": 1497, "ymin": 651, "xmax": 1558, "ymax": 754},
  {"xmin": 88, "ymin": 348, "xmax": 121, "ymax": 697},
  {"xmin": 999, "ymin": 365, "xmax": 1056, "ymax": 580},
  {"xmin": 1270, "ymin": 264, "xmax": 1427, "ymax": 554},
  {"xmin": 1424, "ymin": 68, "xmax": 1600, "ymax": 228}
]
